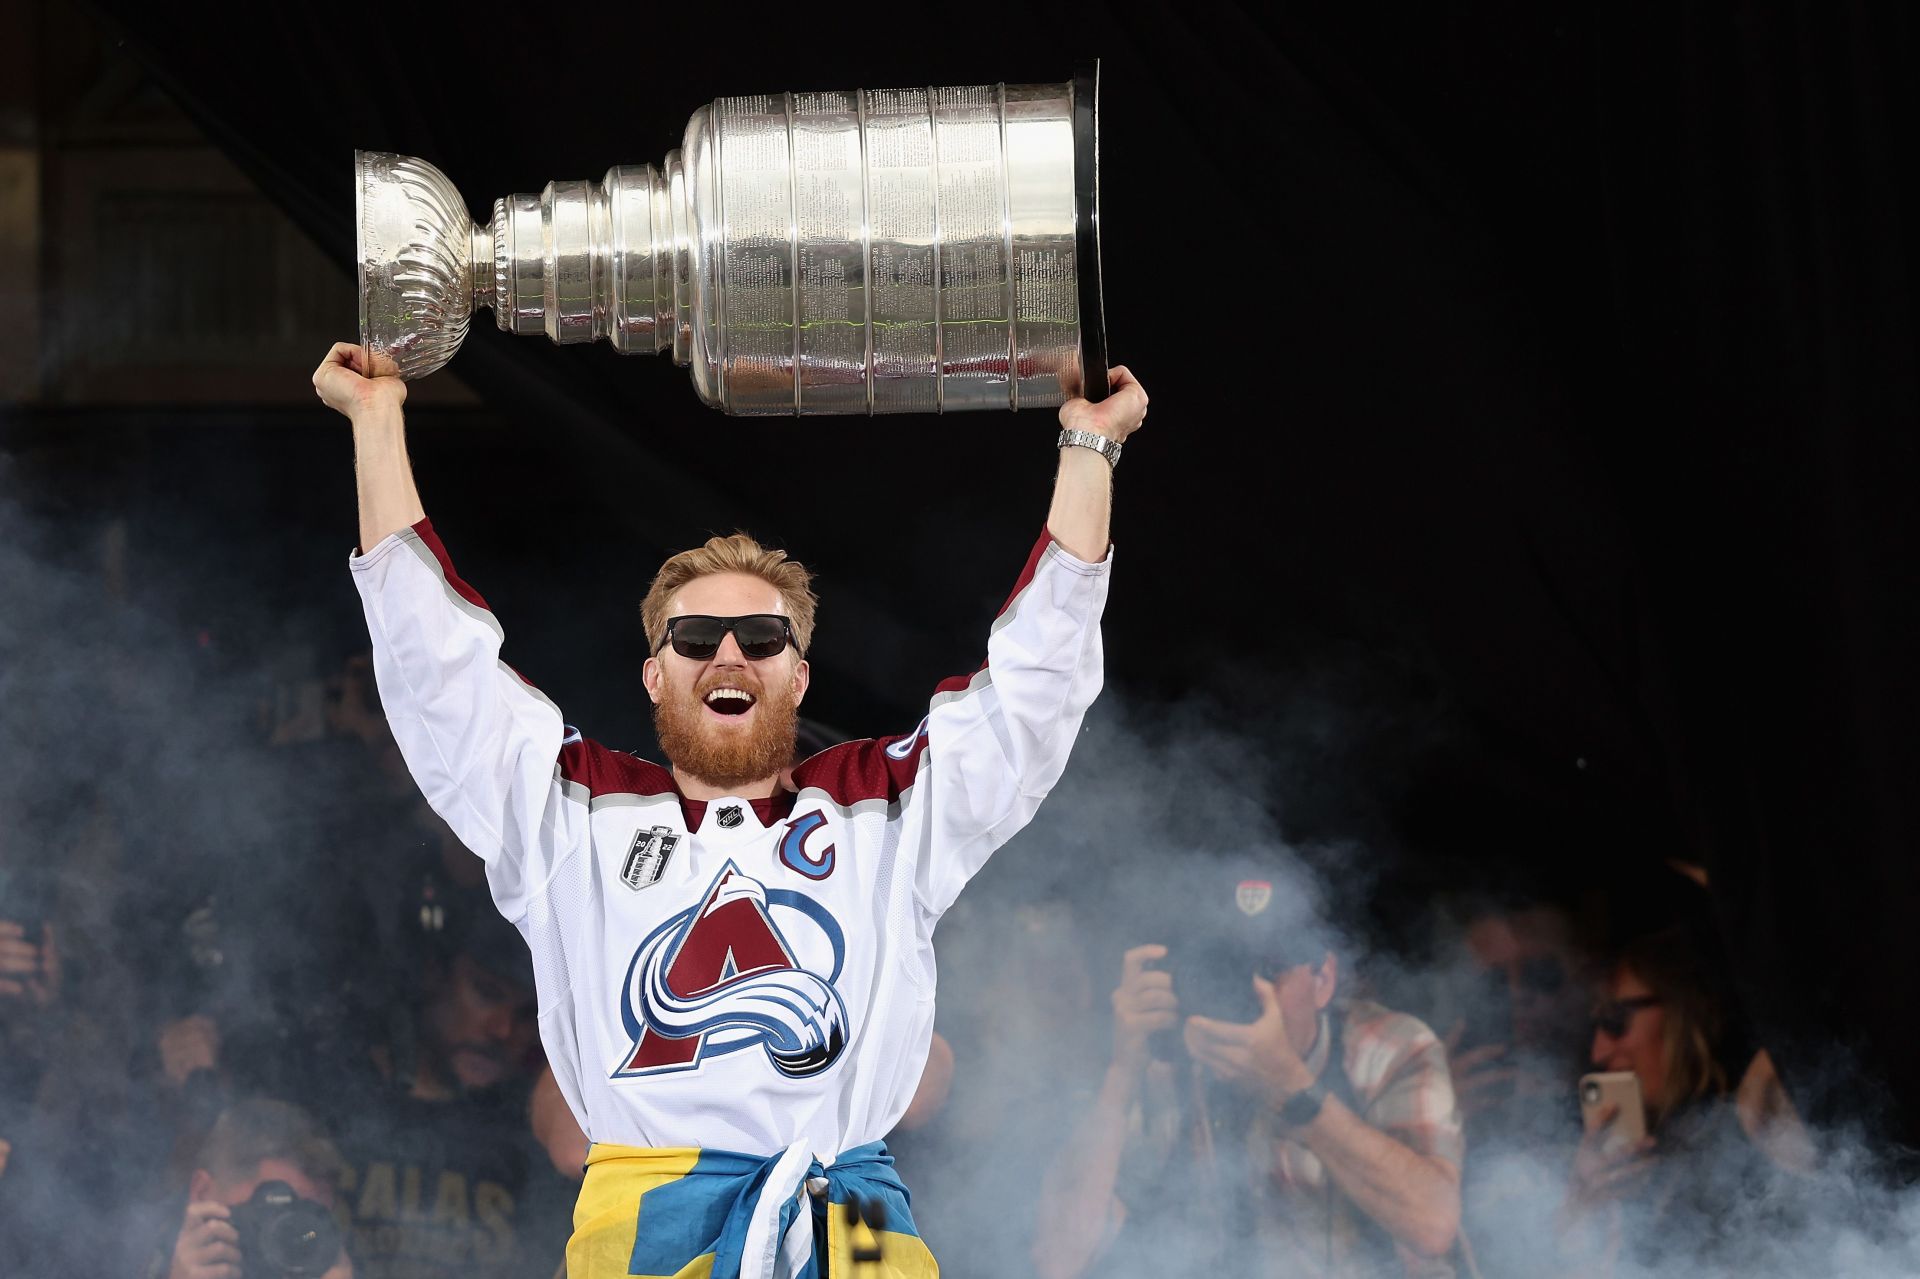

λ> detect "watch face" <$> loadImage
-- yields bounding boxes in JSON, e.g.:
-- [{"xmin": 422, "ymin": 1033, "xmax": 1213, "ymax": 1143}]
[{"xmin": 1282, "ymin": 1083, "xmax": 1327, "ymax": 1128}]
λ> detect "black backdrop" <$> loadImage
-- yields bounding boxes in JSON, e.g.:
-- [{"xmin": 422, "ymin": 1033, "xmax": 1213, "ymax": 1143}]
[{"xmin": 85, "ymin": 0, "xmax": 1919, "ymax": 1159}]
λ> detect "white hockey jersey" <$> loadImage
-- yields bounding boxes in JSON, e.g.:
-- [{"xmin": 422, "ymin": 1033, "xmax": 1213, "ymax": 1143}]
[{"xmin": 350, "ymin": 520, "xmax": 1109, "ymax": 1161}]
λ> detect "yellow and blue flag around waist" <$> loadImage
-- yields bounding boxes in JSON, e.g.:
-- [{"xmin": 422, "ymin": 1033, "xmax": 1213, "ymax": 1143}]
[{"xmin": 568, "ymin": 1140, "xmax": 938, "ymax": 1279}]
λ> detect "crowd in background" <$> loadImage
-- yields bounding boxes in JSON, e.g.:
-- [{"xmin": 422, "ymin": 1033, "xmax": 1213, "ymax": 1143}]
[{"xmin": 0, "ymin": 642, "xmax": 1829, "ymax": 1279}]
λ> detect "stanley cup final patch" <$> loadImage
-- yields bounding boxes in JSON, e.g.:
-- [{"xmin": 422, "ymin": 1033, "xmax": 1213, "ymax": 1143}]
[
  {"xmin": 622, "ymin": 826, "xmax": 680, "ymax": 892},
  {"xmin": 1236, "ymin": 880, "xmax": 1274, "ymax": 917}
]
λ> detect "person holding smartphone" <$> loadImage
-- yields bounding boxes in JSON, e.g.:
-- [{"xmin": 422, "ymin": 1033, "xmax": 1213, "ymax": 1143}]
[{"xmin": 1556, "ymin": 925, "xmax": 1788, "ymax": 1274}]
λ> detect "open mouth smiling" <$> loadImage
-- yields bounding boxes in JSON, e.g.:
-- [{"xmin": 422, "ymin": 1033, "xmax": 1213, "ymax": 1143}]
[{"xmin": 703, "ymin": 687, "xmax": 757, "ymax": 718}]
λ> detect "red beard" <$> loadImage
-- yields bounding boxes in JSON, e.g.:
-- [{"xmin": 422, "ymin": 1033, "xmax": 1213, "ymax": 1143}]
[{"xmin": 652, "ymin": 670, "xmax": 800, "ymax": 791}]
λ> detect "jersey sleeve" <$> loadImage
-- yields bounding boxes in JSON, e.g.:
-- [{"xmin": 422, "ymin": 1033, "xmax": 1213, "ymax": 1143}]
[
  {"xmin": 349, "ymin": 520, "xmax": 571, "ymax": 924},
  {"xmin": 909, "ymin": 531, "xmax": 1111, "ymax": 916}
]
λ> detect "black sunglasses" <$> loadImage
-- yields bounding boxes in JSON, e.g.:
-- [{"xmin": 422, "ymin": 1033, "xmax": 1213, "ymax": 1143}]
[
  {"xmin": 656, "ymin": 614, "xmax": 797, "ymax": 661},
  {"xmin": 1590, "ymin": 995, "xmax": 1661, "ymax": 1038}
]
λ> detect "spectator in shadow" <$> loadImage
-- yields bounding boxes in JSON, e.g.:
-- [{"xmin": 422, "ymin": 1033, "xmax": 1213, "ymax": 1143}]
[
  {"xmin": 1435, "ymin": 892, "xmax": 1593, "ymax": 1279},
  {"xmin": 314, "ymin": 874, "xmax": 573, "ymax": 1279},
  {"xmin": 1444, "ymin": 896, "xmax": 1589, "ymax": 1138},
  {"xmin": 140, "ymin": 829, "xmax": 568, "ymax": 1279},
  {"xmin": 1556, "ymin": 925, "xmax": 1797, "ymax": 1275}
]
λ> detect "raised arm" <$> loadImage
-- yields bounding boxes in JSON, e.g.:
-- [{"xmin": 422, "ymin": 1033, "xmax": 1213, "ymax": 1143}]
[
  {"xmin": 312, "ymin": 342, "xmax": 424, "ymax": 552},
  {"xmin": 312, "ymin": 342, "xmax": 571, "ymax": 924},
  {"xmin": 1046, "ymin": 366, "xmax": 1149, "ymax": 562},
  {"xmin": 871, "ymin": 366, "xmax": 1149, "ymax": 917}
]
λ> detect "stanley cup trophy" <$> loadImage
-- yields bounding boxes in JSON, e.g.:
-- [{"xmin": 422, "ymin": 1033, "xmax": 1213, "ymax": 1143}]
[{"xmin": 356, "ymin": 68, "xmax": 1108, "ymax": 415}]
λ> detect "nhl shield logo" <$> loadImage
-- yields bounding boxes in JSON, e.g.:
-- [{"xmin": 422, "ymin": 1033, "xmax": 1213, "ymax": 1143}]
[
  {"xmin": 716, "ymin": 804, "xmax": 745, "ymax": 830},
  {"xmin": 1235, "ymin": 879, "xmax": 1274, "ymax": 917}
]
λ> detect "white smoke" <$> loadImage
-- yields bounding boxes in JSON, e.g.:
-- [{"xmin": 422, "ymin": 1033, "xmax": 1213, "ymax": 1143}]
[
  {"xmin": 4, "ymin": 458, "xmax": 1920, "ymax": 1278},
  {"xmin": 912, "ymin": 680, "xmax": 1920, "ymax": 1279}
]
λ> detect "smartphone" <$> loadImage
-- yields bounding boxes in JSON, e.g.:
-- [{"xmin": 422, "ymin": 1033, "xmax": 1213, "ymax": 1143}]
[{"xmin": 1579, "ymin": 1071, "xmax": 1647, "ymax": 1154}]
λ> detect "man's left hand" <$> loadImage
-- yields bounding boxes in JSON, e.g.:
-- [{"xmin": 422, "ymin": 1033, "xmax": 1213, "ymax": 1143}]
[
  {"xmin": 1058, "ymin": 365, "xmax": 1149, "ymax": 443},
  {"xmin": 1183, "ymin": 974, "xmax": 1316, "ymax": 1111}
]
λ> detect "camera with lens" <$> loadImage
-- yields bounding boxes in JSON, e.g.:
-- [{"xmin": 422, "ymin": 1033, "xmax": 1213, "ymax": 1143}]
[
  {"xmin": 1580, "ymin": 1078, "xmax": 1603, "ymax": 1106},
  {"xmin": 229, "ymin": 1180, "xmax": 343, "ymax": 1278},
  {"xmin": 1151, "ymin": 939, "xmax": 1266, "ymax": 1028},
  {"xmin": 1142, "ymin": 867, "xmax": 1337, "ymax": 1060}
]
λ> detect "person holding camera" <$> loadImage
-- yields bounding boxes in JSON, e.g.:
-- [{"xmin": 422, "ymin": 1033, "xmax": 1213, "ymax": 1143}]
[
  {"xmin": 1035, "ymin": 879, "xmax": 1463, "ymax": 1279},
  {"xmin": 144, "ymin": 1099, "xmax": 352, "ymax": 1279}
]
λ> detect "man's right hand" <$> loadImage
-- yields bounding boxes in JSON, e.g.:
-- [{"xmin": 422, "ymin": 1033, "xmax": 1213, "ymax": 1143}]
[
  {"xmin": 158, "ymin": 1014, "xmax": 222, "ymax": 1088},
  {"xmin": 1440, "ymin": 1020, "xmax": 1522, "ymax": 1121},
  {"xmin": 322, "ymin": 340, "xmax": 428, "ymax": 551},
  {"xmin": 168, "ymin": 1201, "xmax": 241, "ymax": 1279},
  {"xmin": 313, "ymin": 342, "xmax": 407, "ymax": 421},
  {"xmin": 1566, "ymin": 1103, "xmax": 1656, "ymax": 1211},
  {"xmin": 1111, "ymin": 944, "xmax": 1177, "ymax": 1072},
  {"xmin": 0, "ymin": 920, "xmax": 59, "ymax": 1009}
]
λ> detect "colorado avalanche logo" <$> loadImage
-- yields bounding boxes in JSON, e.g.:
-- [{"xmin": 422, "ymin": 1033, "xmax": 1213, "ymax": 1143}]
[{"xmin": 614, "ymin": 862, "xmax": 849, "ymax": 1079}]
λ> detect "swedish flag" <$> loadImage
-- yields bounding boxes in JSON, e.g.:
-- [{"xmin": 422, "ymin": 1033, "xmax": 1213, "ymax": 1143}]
[{"xmin": 567, "ymin": 1141, "xmax": 938, "ymax": 1279}]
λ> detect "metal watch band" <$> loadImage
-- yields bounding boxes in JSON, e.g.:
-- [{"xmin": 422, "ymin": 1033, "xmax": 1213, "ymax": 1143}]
[
  {"xmin": 1057, "ymin": 427, "xmax": 1123, "ymax": 469},
  {"xmin": 1278, "ymin": 1079, "xmax": 1329, "ymax": 1129}
]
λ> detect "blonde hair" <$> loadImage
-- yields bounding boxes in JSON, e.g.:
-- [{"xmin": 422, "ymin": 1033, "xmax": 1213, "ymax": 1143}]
[
  {"xmin": 1616, "ymin": 928, "xmax": 1731, "ymax": 1126},
  {"xmin": 198, "ymin": 1099, "xmax": 347, "ymax": 1192},
  {"xmin": 641, "ymin": 533, "xmax": 818, "ymax": 656}
]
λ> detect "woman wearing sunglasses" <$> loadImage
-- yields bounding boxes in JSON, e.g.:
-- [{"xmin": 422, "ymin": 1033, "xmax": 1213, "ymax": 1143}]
[
  {"xmin": 1556, "ymin": 926, "xmax": 1792, "ymax": 1274},
  {"xmin": 316, "ymin": 340, "xmax": 1149, "ymax": 1279}
]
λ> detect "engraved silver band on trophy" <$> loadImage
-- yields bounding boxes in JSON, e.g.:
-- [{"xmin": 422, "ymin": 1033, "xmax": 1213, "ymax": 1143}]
[{"xmin": 355, "ymin": 68, "xmax": 1108, "ymax": 415}]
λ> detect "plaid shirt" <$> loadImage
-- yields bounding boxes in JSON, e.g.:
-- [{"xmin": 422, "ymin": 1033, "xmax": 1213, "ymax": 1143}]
[
  {"xmin": 1252, "ymin": 1000, "xmax": 1464, "ymax": 1278},
  {"xmin": 1116, "ymin": 999, "xmax": 1462, "ymax": 1279}
]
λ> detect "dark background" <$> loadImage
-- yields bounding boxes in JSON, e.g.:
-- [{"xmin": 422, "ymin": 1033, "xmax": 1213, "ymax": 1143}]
[{"xmin": 4, "ymin": 0, "xmax": 1915, "ymax": 1161}]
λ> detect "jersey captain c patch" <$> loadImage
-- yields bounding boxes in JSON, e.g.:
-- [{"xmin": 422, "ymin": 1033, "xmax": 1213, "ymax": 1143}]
[
  {"xmin": 614, "ymin": 862, "xmax": 849, "ymax": 1080},
  {"xmin": 779, "ymin": 810, "xmax": 837, "ymax": 880}
]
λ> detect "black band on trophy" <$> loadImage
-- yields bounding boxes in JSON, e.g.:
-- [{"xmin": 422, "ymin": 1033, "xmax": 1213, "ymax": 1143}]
[{"xmin": 1072, "ymin": 62, "xmax": 1111, "ymax": 406}]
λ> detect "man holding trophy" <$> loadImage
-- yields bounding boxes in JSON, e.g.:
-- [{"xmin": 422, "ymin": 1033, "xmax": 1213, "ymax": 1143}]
[{"xmin": 319, "ymin": 61, "xmax": 1141, "ymax": 1279}]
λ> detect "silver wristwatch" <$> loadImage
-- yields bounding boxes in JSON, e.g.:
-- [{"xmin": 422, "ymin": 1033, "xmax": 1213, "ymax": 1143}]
[{"xmin": 1057, "ymin": 427, "xmax": 1123, "ymax": 469}]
